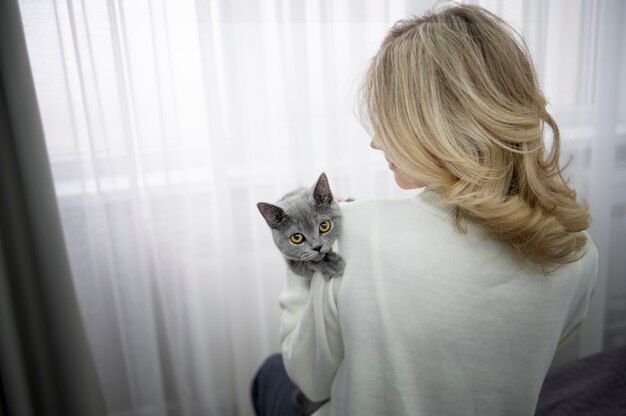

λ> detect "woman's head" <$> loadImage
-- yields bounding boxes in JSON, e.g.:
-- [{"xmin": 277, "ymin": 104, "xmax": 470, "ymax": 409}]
[{"xmin": 359, "ymin": 2, "xmax": 590, "ymax": 273}]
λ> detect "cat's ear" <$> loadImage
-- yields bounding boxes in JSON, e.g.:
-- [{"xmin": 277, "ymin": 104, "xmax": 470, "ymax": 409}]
[
  {"xmin": 257, "ymin": 202, "xmax": 286, "ymax": 228},
  {"xmin": 313, "ymin": 172, "xmax": 333, "ymax": 206}
]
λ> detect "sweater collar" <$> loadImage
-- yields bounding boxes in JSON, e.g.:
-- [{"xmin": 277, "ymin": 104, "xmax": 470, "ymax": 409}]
[{"xmin": 414, "ymin": 188, "xmax": 457, "ymax": 215}]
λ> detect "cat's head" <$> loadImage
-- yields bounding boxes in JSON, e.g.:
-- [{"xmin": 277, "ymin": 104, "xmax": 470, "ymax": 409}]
[{"xmin": 257, "ymin": 173, "xmax": 342, "ymax": 262}]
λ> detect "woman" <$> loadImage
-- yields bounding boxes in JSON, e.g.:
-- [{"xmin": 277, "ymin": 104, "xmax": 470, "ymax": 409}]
[{"xmin": 252, "ymin": 3, "xmax": 598, "ymax": 415}]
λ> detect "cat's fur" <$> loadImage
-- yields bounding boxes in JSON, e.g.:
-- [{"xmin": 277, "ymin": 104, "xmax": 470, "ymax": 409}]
[{"xmin": 257, "ymin": 172, "xmax": 345, "ymax": 280}]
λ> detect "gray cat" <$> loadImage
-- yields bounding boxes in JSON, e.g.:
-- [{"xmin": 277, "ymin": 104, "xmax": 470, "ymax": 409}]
[{"xmin": 257, "ymin": 172, "xmax": 345, "ymax": 280}]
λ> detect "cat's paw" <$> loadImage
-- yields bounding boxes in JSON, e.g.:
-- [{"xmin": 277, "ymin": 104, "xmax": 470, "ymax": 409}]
[
  {"xmin": 321, "ymin": 252, "xmax": 346, "ymax": 280},
  {"xmin": 288, "ymin": 260, "xmax": 315, "ymax": 279}
]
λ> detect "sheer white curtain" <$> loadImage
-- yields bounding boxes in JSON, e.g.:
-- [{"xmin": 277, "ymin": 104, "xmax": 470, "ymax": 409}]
[{"xmin": 17, "ymin": 0, "xmax": 626, "ymax": 415}]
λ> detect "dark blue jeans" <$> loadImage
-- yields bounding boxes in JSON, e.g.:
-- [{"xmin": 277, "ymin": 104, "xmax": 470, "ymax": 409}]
[{"xmin": 251, "ymin": 353, "xmax": 303, "ymax": 416}]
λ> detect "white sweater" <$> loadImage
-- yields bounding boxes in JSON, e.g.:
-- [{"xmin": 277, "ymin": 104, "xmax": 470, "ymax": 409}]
[{"xmin": 278, "ymin": 189, "xmax": 598, "ymax": 416}]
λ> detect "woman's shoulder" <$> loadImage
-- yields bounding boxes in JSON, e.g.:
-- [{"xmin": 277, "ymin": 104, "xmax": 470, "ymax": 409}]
[
  {"xmin": 336, "ymin": 198, "xmax": 409, "ymax": 248},
  {"xmin": 337, "ymin": 191, "xmax": 459, "ymax": 229},
  {"xmin": 577, "ymin": 231, "xmax": 599, "ymax": 283},
  {"xmin": 338, "ymin": 197, "xmax": 397, "ymax": 213},
  {"xmin": 338, "ymin": 197, "xmax": 419, "ymax": 225},
  {"xmin": 336, "ymin": 196, "xmax": 451, "ymax": 250}
]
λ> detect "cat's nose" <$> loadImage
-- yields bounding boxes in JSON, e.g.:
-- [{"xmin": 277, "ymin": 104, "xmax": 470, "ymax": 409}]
[{"xmin": 312, "ymin": 245, "xmax": 322, "ymax": 252}]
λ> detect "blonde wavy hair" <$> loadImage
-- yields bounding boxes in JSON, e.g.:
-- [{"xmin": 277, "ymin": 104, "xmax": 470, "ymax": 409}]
[{"xmin": 358, "ymin": 2, "xmax": 590, "ymax": 274}]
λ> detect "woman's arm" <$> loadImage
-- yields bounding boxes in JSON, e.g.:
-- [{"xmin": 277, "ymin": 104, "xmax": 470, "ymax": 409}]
[
  {"xmin": 278, "ymin": 269, "xmax": 343, "ymax": 402},
  {"xmin": 555, "ymin": 239, "xmax": 599, "ymax": 352}
]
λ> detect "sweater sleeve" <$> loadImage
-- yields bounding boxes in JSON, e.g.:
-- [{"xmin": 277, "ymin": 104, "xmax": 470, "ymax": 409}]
[
  {"xmin": 557, "ymin": 239, "xmax": 599, "ymax": 348},
  {"xmin": 278, "ymin": 268, "xmax": 343, "ymax": 402}
]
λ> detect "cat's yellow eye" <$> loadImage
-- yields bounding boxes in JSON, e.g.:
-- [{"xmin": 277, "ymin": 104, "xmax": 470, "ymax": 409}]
[
  {"xmin": 319, "ymin": 220, "xmax": 331, "ymax": 233},
  {"xmin": 290, "ymin": 233, "xmax": 305, "ymax": 244}
]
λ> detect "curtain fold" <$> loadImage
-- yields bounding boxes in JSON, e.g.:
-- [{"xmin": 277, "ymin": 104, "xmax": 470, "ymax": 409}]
[
  {"xmin": 11, "ymin": 0, "xmax": 626, "ymax": 415},
  {"xmin": 579, "ymin": 0, "xmax": 624, "ymax": 356},
  {"xmin": 0, "ymin": 0, "xmax": 106, "ymax": 415}
]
